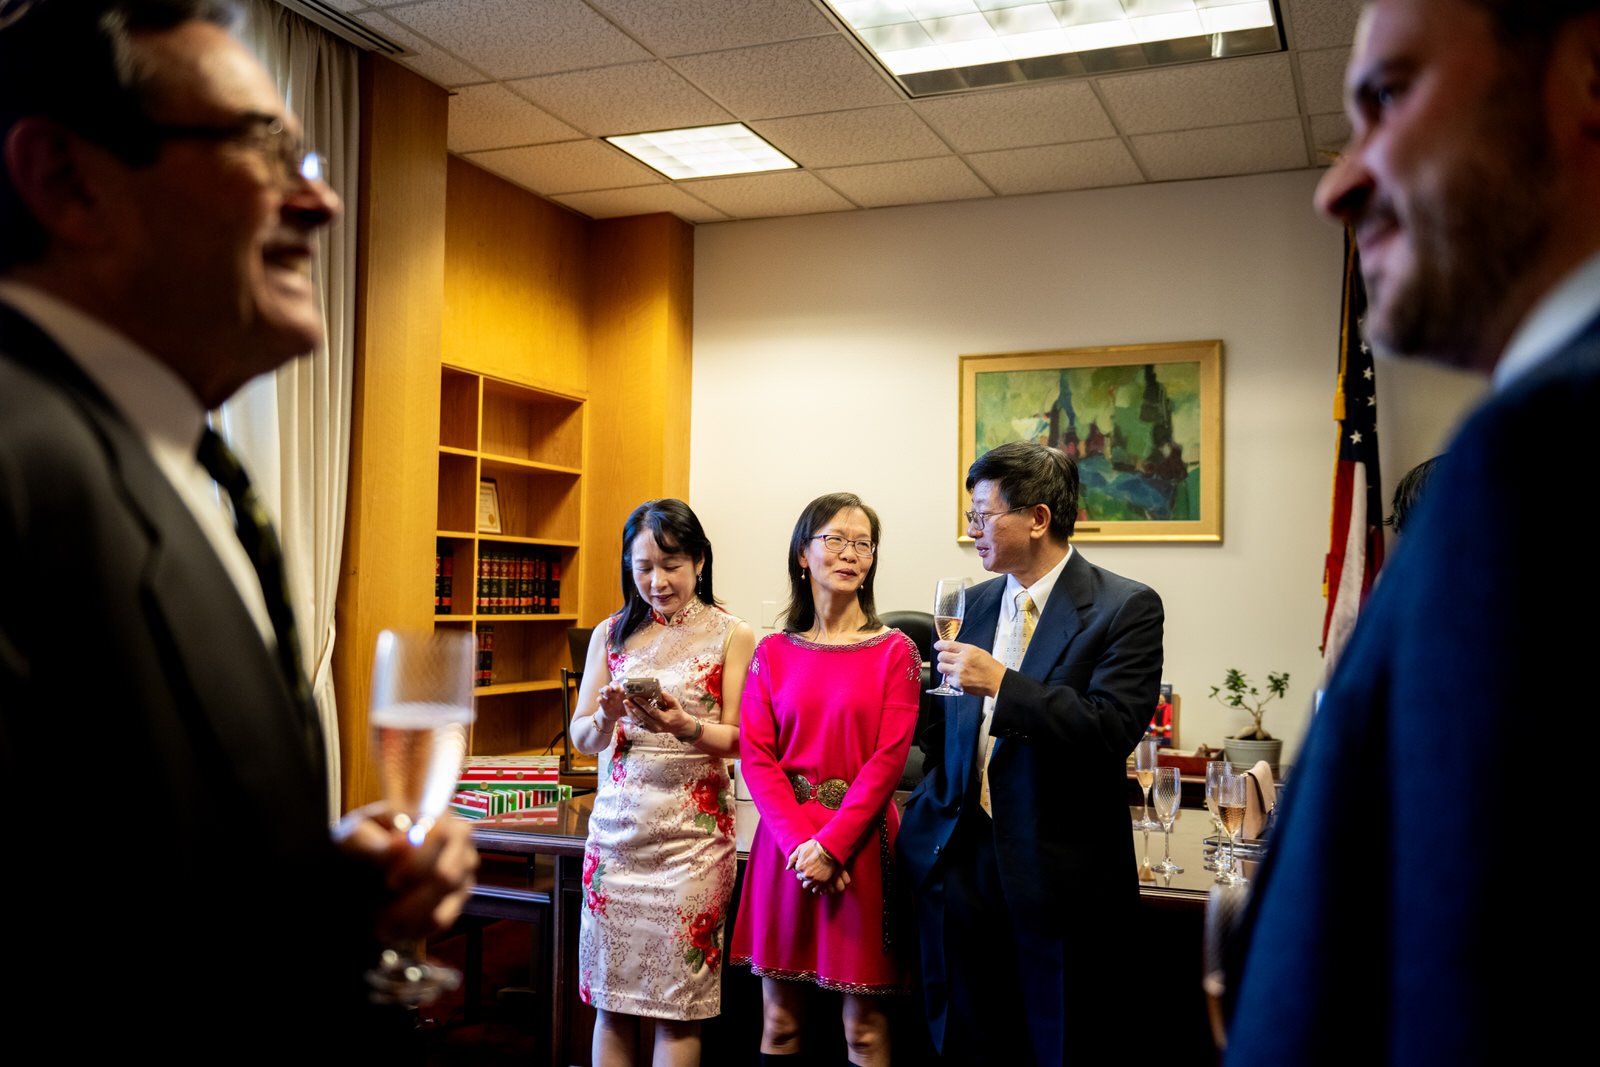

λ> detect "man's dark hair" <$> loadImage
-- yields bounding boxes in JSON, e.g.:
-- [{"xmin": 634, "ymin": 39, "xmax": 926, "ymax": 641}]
[
  {"xmin": 0, "ymin": 0, "xmax": 236, "ymax": 269},
  {"xmin": 781, "ymin": 492, "xmax": 884, "ymax": 635},
  {"xmin": 966, "ymin": 441, "xmax": 1080, "ymax": 541},
  {"xmin": 1385, "ymin": 455, "xmax": 1440, "ymax": 536},
  {"xmin": 611, "ymin": 498, "xmax": 719, "ymax": 651},
  {"xmin": 1465, "ymin": 0, "xmax": 1600, "ymax": 69}
]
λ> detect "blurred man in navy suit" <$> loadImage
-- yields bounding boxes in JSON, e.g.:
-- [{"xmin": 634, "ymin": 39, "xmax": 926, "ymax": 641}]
[{"xmin": 1225, "ymin": 1, "xmax": 1600, "ymax": 1062}]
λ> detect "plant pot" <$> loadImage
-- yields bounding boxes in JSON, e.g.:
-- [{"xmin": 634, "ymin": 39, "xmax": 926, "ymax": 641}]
[{"xmin": 1223, "ymin": 735, "xmax": 1283, "ymax": 775}]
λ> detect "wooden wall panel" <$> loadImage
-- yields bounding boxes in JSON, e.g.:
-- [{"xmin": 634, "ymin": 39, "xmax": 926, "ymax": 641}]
[
  {"xmin": 335, "ymin": 55, "xmax": 449, "ymax": 811},
  {"xmin": 582, "ymin": 213, "xmax": 695, "ymax": 626},
  {"xmin": 443, "ymin": 158, "xmax": 590, "ymax": 393}
]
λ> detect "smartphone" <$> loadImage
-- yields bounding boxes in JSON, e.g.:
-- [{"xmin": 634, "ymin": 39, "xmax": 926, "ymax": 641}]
[{"xmin": 622, "ymin": 677, "xmax": 662, "ymax": 705}]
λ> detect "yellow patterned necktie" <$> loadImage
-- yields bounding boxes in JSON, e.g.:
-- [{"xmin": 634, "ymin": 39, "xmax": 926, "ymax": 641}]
[{"xmin": 980, "ymin": 589, "xmax": 1037, "ymax": 815}]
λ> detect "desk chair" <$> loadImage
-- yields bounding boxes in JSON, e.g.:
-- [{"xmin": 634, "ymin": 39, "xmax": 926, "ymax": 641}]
[{"xmin": 880, "ymin": 609, "xmax": 939, "ymax": 789}]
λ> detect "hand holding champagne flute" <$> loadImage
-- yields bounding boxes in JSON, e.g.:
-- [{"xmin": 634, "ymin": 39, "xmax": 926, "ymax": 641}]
[
  {"xmin": 365, "ymin": 628, "xmax": 477, "ymax": 1005},
  {"xmin": 928, "ymin": 578, "xmax": 969, "ymax": 696}
]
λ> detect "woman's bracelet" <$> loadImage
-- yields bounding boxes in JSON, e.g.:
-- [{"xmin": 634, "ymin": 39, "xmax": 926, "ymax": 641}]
[{"xmin": 675, "ymin": 719, "xmax": 705, "ymax": 744}]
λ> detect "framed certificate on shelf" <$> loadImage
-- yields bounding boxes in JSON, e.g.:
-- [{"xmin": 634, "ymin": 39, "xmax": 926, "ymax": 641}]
[{"xmin": 478, "ymin": 478, "xmax": 502, "ymax": 534}]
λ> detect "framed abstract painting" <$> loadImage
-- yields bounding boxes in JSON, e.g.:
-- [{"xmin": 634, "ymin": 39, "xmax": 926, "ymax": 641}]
[{"xmin": 958, "ymin": 341, "xmax": 1223, "ymax": 543}]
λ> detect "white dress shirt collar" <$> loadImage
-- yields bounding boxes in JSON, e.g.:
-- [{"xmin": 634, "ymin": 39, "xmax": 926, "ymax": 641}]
[{"xmin": 1494, "ymin": 249, "xmax": 1600, "ymax": 391}]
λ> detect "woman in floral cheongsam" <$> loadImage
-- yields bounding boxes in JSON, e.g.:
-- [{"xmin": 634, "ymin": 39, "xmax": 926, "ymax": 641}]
[{"xmin": 570, "ymin": 499, "xmax": 754, "ymax": 1067}]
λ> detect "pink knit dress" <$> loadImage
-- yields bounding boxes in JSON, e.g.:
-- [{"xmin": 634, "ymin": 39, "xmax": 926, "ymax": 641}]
[{"xmin": 729, "ymin": 629, "xmax": 920, "ymax": 994}]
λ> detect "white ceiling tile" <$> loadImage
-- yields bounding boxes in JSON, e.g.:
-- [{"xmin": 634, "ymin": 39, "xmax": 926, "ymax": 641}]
[
  {"xmin": 384, "ymin": 0, "xmax": 650, "ymax": 80},
  {"xmin": 316, "ymin": 0, "xmax": 370, "ymax": 11},
  {"xmin": 507, "ymin": 62, "xmax": 733, "ymax": 136},
  {"xmin": 815, "ymin": 157, "xmax": 992, "ymax": 209},
  {"xmin": 588, "ymin": 0, "xmax": 835, "ymax": 56},
  {"xmin": 1132, "ymin": 119, "xmax": 1311, "ymax": 181},
  {"xmin": 1284, "ymin": 0, "xmax": 1363, "ymax": 50},
  {"xmin": 1298, "ymin": 47, "xmax": 1351, "ymax": 116},
  {"xmin": 553, "ymin": 185, "xmax": 731, "ymax": 223},
  {"xmin": 1097, "ymin": 54, "xmax": 1298, "ymax": 135},
  {"xmin": 671, "ymin": 37, "xmax": 901, "ymax": 120},
  {"xmin": 1310, "ymin": 113, "xmax": 1351, "ymax": 161},
  {"xmin": 751, "ymin": 106, "xmax": 949, "ymax": 168},
  {"xmin": 461, "ymin": 139, "xmax": 663, "ymax": 195},
  {"xmin": 965, "ymin": 140, "xmax": 1144, "ymax": 195},
  {"xmin": 448, "ymin": 83, "xmax": 582, "ymax": 152},
  {"xmin": 913, "ymin": 81, "xmax": 1116, "ymax": 153},
  {"xmin": 680, "ymin": 171, "xmax": 857, "ymax": 218},
  {"xmin": 355, "ymin": 13, "xmax": 485, "ymax": 87}
]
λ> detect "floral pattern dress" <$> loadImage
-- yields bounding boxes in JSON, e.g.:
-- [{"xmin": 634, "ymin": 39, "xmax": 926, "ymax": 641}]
[{"xmin": 578, "ymin": 599, "xmax": 741, "ymax": 1020}]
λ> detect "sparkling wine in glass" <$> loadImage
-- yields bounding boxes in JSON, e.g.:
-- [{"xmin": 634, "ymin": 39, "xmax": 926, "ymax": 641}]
[
  {"xmin": 365, "ymin": 628, "xmax": 477, "ymax": 1005},
  {"xmin": 1152, "ymin": 765, "xmax": 1184, "ymax": 874},
  {"xmin": 1204, "ymin": 759, "xmax": 1234, "ymax": 872},
  {"xmin": 1133, "ymin": 735, "xmax": 1160, "ymax": 830},
  {"xmin": 928, "ymin": 578, "xmax": 969, "ymax": 696},
  {"xmin": 1217, "ymin": 772, "xmax": 1248, "ymax": 887}
]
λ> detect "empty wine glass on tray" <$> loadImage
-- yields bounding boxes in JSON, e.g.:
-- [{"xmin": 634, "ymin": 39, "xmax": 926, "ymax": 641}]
[
  {"xmin": 928, "ymin": 578, "xmax": 969, "ymax": 696},
  {"xmin": 1204, "ymin": 759, "xmax": 1235, "ymax": 872},
  {"xmin": 365, "ymin": 628, "xmax": 477, "ymax": 1005},
  {"xmin": 1133, "ymin": 734, "xmax": 1160, "ymax": 830},
  {"xmin": 1152, "ymin": 765, "xmax": 1184, "ymax": 874}
]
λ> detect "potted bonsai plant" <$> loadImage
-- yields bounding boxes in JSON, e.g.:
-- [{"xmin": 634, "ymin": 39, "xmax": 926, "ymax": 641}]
[{"xmin": 1210, "ymin": 668, "xmax": 1289, "ymax": 772}]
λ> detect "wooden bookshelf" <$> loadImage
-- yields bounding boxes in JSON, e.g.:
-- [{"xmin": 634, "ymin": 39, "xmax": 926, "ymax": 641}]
[{"xmin": 436, "ymin": 364, "xmax": 584, "ymax": 758}]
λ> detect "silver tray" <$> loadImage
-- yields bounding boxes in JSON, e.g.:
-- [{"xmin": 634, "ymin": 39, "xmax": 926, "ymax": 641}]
[{"xmin": 1203, "ymin": 836, "xmax": 1269, "ymax": 861}]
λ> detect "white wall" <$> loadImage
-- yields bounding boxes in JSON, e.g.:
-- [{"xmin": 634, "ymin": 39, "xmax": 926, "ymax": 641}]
[{"xmin": 687, "ymin": 170, "xmax": 1483, "ymax": 765}]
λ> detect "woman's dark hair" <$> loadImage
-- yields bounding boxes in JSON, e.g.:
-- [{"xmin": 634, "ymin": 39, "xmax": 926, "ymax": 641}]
[
  {"xmin": 610, "ymin": 499, "xmax": 717, "ymax": 651},
  {"xmin": 1385, "ymin": 455, "xmax": 1441, "ymax": 536},
  {"xmin": 780, "ymin": 492, "xmax": 883, "ymax": 634},
  {"xmin": 966, "ymin": 441, "xmax": 1079, "ymax": 541}
]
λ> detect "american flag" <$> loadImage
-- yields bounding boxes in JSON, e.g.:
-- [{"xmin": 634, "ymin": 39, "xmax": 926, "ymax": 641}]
[{"xmin": 1321, "ymin": 233, "xmax": 1385, "ymax": 674}]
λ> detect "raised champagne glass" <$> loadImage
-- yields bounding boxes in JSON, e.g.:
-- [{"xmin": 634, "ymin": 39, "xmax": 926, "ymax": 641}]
[
  {"xmin": 928, "ymin": 578, "xmax": 969, "ymax": 696},
  {"xmin": 365, "ymin": 628, "xmax": 477, "ymax": 1005},
  {"xmin": 1152, "ymin": 765, "xmax": 1184, "ymax": 874},
  {"xmin": 1133, "ymin": 734, "xmax": 1160, "ymax": 830},
  {"xmin": 1216, "ymin": 771, "xmax": 1249, "ymax": 887}
]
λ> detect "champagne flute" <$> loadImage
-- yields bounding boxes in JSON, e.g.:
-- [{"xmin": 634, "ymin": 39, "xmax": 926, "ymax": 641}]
[
  {"xmin": 1204, "ymin": 759, "xmax": 1234, "ymax": 872},
  {"xmin": 1217, "ymin": 771, "xmax": 1248, "ymax": 887},
  {"xmin": 1152, "ymin": 765, "xmax": 1184, "ymax": 874},
  {"xmin": 365, "ymin": 628, "xmax": 477, "ymax": 1005},
  {"xmin": 1132, "ymin": 734, "xmax": 1160, "ymax": 830},
  {"xmin": 928, "ymin": 578, "xmax": 969, "ymax": 696}
]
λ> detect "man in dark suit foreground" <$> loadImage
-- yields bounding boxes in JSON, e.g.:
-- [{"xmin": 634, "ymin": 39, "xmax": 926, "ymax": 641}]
[
  {"xmin": 0, "ymin": 0, "xmax": 475, "ymax": 1051},
  {"xmin": 898, "ymin": 441, "xmax": 1164, "ymax": 1065},
  {"xmin": 1224, "ymin": 1, "xmax": 1600, "ymax": 1062}
]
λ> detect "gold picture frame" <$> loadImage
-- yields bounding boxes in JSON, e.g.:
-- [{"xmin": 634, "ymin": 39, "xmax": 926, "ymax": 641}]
[
  {"xmin": 958, "ymin": 340, "xmax": 1223, "ymax": 543},
  {"xmin": 478, "ymin": 478, "xmax": 502, "ymax": 534}
]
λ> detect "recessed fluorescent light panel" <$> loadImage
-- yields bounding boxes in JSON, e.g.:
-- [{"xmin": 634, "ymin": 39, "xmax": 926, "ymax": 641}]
[
  {"xmin": 821, "ymin": 0, "xmax": 1284, "ymax": 96},
  {"xmin": 606, "ymin": 124, "xmax": 799, "ymax": 180}
]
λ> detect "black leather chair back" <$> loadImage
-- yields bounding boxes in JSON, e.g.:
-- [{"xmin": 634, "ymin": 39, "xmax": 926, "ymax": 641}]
[{"xmin": 880, "ymin": 609, "xmax": 938, "ymax": 789}]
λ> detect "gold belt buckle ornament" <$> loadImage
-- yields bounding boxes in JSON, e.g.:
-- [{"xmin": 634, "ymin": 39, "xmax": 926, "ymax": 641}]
[
  {"xmin": 789, "ymin": 773, "xmax": 813, "ymax": 806},
  {"xmin": 817, "ymin": 778, "xmax": 848, "ymax": 810}
]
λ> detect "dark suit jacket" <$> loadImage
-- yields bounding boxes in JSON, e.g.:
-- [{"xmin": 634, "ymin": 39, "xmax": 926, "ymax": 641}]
[
  {"xmin": 0, "ymin": 302, "xmax": 382, "ymax": 1051},
  {"xmin": 898, "ymin": 549, "xmax": 1164, "ymax": 932},
  {"xmin": 1223, "ymin": 310, "xmax": 1600, "ymax": 1066}
]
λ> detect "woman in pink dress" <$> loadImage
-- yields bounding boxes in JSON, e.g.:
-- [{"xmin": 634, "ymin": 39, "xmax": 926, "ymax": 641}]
[
  {"xmin": 731, "ymin": 492, "xmax": 920, "ymax": 1067},
  {"xmin": 570, "ymin": 499, "xmax": 755, "ymax": 1067}
]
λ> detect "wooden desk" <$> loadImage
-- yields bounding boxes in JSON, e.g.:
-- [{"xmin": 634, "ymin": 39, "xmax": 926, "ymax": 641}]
[{"xmin": 470, "ymin": 796, "xmax": 1234, "ymax": 1065}]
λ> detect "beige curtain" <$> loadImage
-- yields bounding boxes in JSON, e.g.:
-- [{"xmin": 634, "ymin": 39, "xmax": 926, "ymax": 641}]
[{"xmin": 222, "ymin": 0, "xmax": 360, "ymax": 821}]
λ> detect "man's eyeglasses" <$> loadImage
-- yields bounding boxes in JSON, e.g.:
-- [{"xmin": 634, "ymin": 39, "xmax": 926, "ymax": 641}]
[
  {"xmin": 143, "ymin": 112, "xmax": 325, "ymax": 185},
  {"xmin": 811, "ymin": 534, "xmax": 875, "ymax": 557},
  {"xmin": 964, "ymin": 505, "xmax": 1030, "ymax": 532}
]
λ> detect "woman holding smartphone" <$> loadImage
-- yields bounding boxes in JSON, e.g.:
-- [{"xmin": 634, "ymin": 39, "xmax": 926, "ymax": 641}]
[
  {"xmin": 730, "ymin": 492, "xmax": 920, "ymax": 1067},
  {"xmin": 570, "ymin": 499, "xmax": 755, "ymax": 1067}
]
